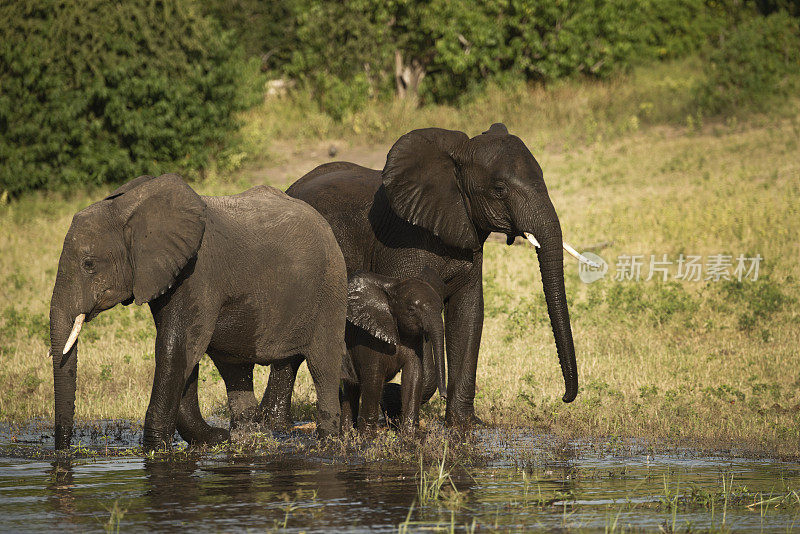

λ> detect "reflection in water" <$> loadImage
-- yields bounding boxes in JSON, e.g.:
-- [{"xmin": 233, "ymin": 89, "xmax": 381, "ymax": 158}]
[
  {"xmin": 48, "ymin": 459, "xmax": 76, "ymax": 522},
  {"xmin": 0, "ymin": 427, "xmax": 797, "ymax": 532}
]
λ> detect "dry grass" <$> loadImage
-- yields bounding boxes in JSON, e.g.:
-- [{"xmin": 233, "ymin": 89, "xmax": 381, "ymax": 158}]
[{"xmin": 1, "ymin": 61, "xmax": 798, "ymax": 456}]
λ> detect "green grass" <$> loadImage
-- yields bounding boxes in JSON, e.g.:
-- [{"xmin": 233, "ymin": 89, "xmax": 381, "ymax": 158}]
[{"xmin": 0, "ymin": 58, "xmax": 798, "ymax": 456}]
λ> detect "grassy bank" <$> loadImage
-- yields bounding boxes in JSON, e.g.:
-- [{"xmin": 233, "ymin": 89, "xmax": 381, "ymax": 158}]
[
  {"xmin": 1, "ymin": 61, "xmax": 798, "ymax": 456},
  {"xmin": 234, "ymin": 57, "xmax": 795, "ymax": 171}
]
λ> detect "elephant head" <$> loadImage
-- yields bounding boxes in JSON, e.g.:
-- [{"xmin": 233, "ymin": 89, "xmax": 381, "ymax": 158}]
[
  {"xmin": 49, "ymin": 174, "xmax": 206, "ymax": 449},
  {"xmin": 381, "ymin": 124, "xmax": 583, "ymax": 403},
  {"xmin": 347, "ymin": 272, "xmax": 446, "ymax": 399}
]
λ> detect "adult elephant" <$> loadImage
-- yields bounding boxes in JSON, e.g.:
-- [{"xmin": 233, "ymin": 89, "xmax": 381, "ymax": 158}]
[
  {"xmin": 263, "ymin": 124, "xmax": 589, "ymax": 429},
  {"xmin": 49, "ymin": 174, "xmax": 346, "ymax": 451}
]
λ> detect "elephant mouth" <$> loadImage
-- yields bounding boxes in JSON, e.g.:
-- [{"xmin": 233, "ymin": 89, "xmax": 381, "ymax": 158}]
[
  {"xmin": 517, "ymin": 230, "xmax": 600, "ymax": 268},
  {"xmin": 88, "ymin": 288, "xmax": 127, "ymax": 321}
]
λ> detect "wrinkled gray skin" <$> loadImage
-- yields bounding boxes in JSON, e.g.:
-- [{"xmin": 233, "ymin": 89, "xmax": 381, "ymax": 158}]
[
  {"xmin": 341, "ymin": 272, "xmax": 446, "ymax": 433},
  {"xmin": 265, "ymin": 123, "xmax": 578, "ymax": 429},
  {"xmin": 49, "ymin": 174, "xmax": 346, "ymax": 452}
]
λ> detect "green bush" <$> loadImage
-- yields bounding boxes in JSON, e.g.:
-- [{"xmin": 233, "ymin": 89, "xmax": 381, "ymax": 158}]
[
  {"xmin": 282, "ymin": 0, "xmax": 393, "ymax": 121},
  {"xmin": 0, "ymin": 0, "xmax": 256, "ymax": 197},
  {"xmin": 276, "ymin": 0, "xmax": 717, "ymax": 113},
  {"xmin": 696, "ymin": 12, "xmax": 800, "ymax": 114}
]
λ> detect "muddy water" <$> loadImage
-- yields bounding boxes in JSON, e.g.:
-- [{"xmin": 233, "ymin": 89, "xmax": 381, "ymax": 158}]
[{"xmin": 0, "ymin": 422, "xmax": 798, "ymax": 532}]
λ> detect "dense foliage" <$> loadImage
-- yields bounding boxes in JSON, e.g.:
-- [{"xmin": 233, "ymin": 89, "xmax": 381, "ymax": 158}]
[
  {"xmin": 0, "ymin": 0, "xmax": 254, "ymax": 196},
  {"xmin": 206, "ymin": 0, "xmax": 800, "ymax": 120},
  {"xmin": 697, "ymin": 12, "xmax": 800, "ymax": 113},
  {"xmin": 3, "ymin": 0, "xmax": 800, "ymax": 196},
  {"xmin": 209, "ymin": 0, "xmax": 723, "ymax": 114}
]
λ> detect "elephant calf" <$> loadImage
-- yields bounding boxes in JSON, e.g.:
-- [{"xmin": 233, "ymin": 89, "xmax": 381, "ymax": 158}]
[
  {"xmin": 340, "ymin": 271, "xmax": 446, "ymax": 433},
  {"xmin": 49, "ymin": 174, "xmax": 347, "ymax": 451}
]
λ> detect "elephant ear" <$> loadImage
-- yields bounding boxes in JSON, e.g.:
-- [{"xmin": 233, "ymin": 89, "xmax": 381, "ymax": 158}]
[
  {"xmin": 347, "ymin": 272, "xmax": 398, "ymax": 346},
  {"xmin": 104, "ymin": 175, "xmax": 156, "ymax": 200},
  {"xmin": 381, "ymin": 128, "xmax": 478, "ymax": 250},
  {"xmin": 110, "ymin": 173, "xmax": 206, "ymax": 305}
]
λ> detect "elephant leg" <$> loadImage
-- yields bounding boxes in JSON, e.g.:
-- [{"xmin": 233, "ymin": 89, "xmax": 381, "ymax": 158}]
[
  {"xmin": 143, "ymin": 326, "xmax": 191, "ymax": 451},
  {"xmin": 176, "ymin": 363, "xmax": 230, "ymax": 446},
  {"xmin": 357, "ymin": 368, "xmax": 384, "ymax": 433},
  {"xmin": 444, "ymin": 271, "xmax": 485, "ymax": 427},
  {"xmin": 380, "ymin": 382, "xmax": 403, "ymax": 424},
  {"xmin": 214, "ymin": 359, "xmax": 259, "ymax": 430},
  {"xmin": 261, "ymin": 355, "xmax": 303, "ymax": 431},
  {"xmin": 306, "ymin": 348, "xmax": 341, "ymax": 439},
  {"xmin": 400, "ymin": 358, "xmax": 423, "ymax": 433},
  {"xmin": 340, "ymin": 381, "xmax": 360, "ymax": 432}
]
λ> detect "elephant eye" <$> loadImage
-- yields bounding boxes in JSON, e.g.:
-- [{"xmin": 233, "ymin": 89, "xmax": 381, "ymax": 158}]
[
  {"xmin": 81, "ymin": 258, "xmax": 96, "ymax": 273},
  {"xmin": 492, "ymin": 182, "xmax": 508, "ymax": 199}
]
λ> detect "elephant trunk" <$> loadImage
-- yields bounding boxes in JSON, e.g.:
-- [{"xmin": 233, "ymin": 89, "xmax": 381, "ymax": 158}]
[
  {"xmin": 427, "ymin": 313, "xmax": 447, "ymax": 399},
  {"xmin": 520, "ymin": 199, "xmax": 578, "ymax": 403},
  {"xmin": 50, "ymin": 303, "xmax": 79, "ymax": 450},
  {"xmin": 420, "ymin": 310, "xmax": 447, "ymax": 402},
  {"xmin": 537, "ymin": 226, "xmax": 578, "ymax": 402}
]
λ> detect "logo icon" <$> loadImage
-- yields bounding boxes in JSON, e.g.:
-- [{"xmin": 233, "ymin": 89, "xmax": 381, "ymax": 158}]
[{"xmin": 578, "ymin": 252, "xmax": 608, "ymax": 283}]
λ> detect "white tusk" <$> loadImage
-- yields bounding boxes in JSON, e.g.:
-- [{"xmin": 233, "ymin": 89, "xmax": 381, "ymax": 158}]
[
  {"xmin": 563, "ymin": 242, "xmax": 601, "ymax": 268},
  {"xmin": 62, "ymin": 314, "xmax": 85, "ymax": 355},
  {"xmin": 523, "ymin": 232, "xmax": 541, "ymax": 248}
]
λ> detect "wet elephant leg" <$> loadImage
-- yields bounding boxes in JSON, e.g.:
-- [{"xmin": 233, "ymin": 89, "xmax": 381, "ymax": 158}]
[
  {"xmin": 261, "ymin": 355, "xmax": 303, "ymax": 431},
  {"xmin": 357, "ymin": 367, "xmax": 384, "ymax": 433},
  {"xmin": 444, "ymin": 274, "xmax": 484, "ymax": 427},
  {"xmin": 144, "ymin": 325, "xmax": 193, "ymax": 451},
  {"xmin": 214, "ymin": 359, "xmax": 259, "ymax": 430},
  {"xmin": 306, "ymin": 348, "xmax": 341, "ymax": 439},
  {"xmin": 176, "ymin": 363, "xmax": 230, "ymax": 446},
  {"xmin": 380, "ymin": 382, "xmax": 403, "ymax": 425},
  {"xmin": 340, "ymin": 381, "xmax": 360, "ymax": 432}
]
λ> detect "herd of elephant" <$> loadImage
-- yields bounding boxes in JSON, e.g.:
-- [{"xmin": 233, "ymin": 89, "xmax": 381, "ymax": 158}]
[{"xmin": 48, "ymin": 124, "xmax": 594, "ymax": 452}]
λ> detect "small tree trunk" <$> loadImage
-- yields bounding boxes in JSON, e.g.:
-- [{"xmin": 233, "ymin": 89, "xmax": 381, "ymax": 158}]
[
  {"xmin": 395, "ymin": 50, "xmax": 407, "ymax": 99},
  {"xmin": 394, "ymin": 50, "xmax": 425, "ymax": 102}
]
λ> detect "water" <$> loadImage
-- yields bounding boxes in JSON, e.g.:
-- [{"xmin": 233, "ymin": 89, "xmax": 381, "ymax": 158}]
[{"xmin": 0, "ymin": 422, "xmax": 798, "ymax": 532}]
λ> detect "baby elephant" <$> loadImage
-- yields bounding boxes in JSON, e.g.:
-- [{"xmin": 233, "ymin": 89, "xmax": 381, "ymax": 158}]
[{"xmin": 341, "ymin": 272, "xmax": 446, "ymax": 432}]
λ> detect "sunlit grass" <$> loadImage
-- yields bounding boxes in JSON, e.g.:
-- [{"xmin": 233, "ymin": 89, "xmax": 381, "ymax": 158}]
[{"xmin": 0, "ymin": 60, "xmax": 798, "ymax": 455}]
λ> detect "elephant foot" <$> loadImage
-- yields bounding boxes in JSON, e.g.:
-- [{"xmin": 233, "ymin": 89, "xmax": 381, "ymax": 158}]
[
  {"xmin": 399, "ymin": 420, "xmax": 421, "ymax": 437},
  {"xmin": 201, "ymin": 427, "xmax": 231, "ymax": 446},
  {"xmin": 263, "ymin": 413, "xmax": 294, "ymax": 433},
  {"xmin": 260, "ymin": 404, "xmax": 294, "ymax": 433},
  {"xmin": 143, "ymin": 427, "xmax": 176, "ymax": 453},
  {"xmin": 445, "ymin": 407, "xmax": 485, "ymax": 429},
  {"xmin": 315, "ymin": 410, "xmax": 340, "ymax": 440},
  {"xmin": 356, "ymin": 421, "xmax": 379, "ymax": 438},
  {"xmin": 340, "ymin": 413, "xmax": 356, "ymax": 434},
  {"xmin": 230, "ymin": 406, "xmax": 262, "ymax": 432},
  {"xmin": 54, "ymin": 424, "xmax": 73, "ymax": 451},
  {"xmin": 175, "ymin": 424, "xmax": 231, "ymax": 449},
  {"xmin": 185, "ymin": 426, "xmax": 230, "ymax": 448}
]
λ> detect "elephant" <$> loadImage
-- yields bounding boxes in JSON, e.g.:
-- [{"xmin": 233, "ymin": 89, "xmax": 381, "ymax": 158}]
[
  {"xmin": 341, "ymin": 271, "xmax": 446, "ymax": 432},
  {"xmin": 49, "ymin": 174, "xmax": 347, "ymax": 451},
  {"xmin": 262, "ymin": 123, "xmax": 594, "ymax": 430}
]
